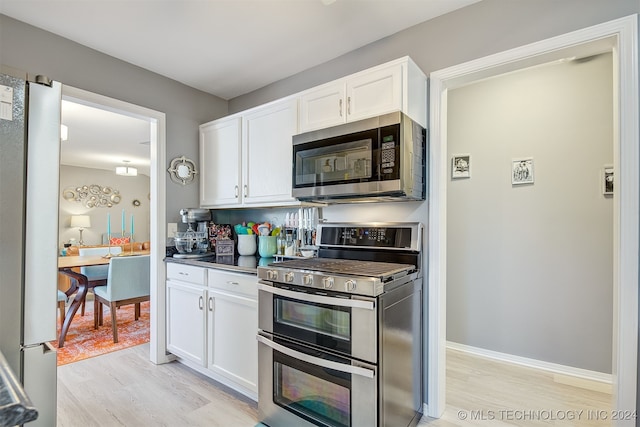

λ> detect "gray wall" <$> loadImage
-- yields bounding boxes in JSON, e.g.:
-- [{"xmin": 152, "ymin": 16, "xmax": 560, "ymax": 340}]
[
  {"xmin": 446, "ymin": 54, "xmax": 613, "ymax": 373},
  {"xmin": 0, "ymin": 14, "xmax": 228, "ymax": 223},
  {"xmin": 230, "ymin": 0, "xmax": 638, "ymax": 113}
]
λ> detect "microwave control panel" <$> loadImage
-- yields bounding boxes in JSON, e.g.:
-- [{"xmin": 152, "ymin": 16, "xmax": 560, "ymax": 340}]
[{"xmin": 379, "ymin": 125, "xmax": 399, "ymax": 177}]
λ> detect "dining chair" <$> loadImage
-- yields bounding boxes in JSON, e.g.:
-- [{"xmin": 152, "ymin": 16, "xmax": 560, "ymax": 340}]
[
  {"xmin": 93, "ymin": 255, "xmax": 150, "ymax": 343},
  {"xmin": 57, "ymin": 290, "xmax": 67, "ymax": 329},
  {"xmin": 77, "ymin": 246, "xmax": 122, "ymax": 315}
]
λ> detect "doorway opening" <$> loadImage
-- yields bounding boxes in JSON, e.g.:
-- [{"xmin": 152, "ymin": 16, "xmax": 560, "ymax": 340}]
[
  {"xmin": 427, "ymin": 15, "xmax": 638, "ymax": 418},
  {"xmin": 60, "ymin": 85, "xmax": 167, "ymax": 365}
]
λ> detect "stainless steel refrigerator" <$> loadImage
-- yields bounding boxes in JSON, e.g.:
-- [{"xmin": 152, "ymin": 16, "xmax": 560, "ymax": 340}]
[{"xmin": 0, "ymin": 70, "xmax": 61, "ymax": 426}]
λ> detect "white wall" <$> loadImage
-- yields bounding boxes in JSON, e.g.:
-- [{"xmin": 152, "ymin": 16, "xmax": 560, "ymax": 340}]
[
  {"xmin": 446, "ymin": 53, "xmax": 614, "ymax": 373},
  {"xmin": 59, "ymin": 165, "xmax": 151, "ymax": 246}
]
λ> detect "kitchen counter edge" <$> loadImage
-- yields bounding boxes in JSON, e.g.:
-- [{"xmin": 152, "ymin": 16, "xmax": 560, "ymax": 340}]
[{"xmin": 164, "ymin": 256, "xmax": 258, "ymax": 275}]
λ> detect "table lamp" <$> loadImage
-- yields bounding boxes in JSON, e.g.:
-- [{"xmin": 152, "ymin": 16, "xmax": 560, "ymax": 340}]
[{"xmin": 70, "ymin": 215, "xmax": 91, "ymax": 246}]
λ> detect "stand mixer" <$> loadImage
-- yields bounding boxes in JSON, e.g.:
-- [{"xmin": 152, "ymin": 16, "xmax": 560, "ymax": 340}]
[{"xmin": 173, "ymin": 208, "xmax": 212, "ymax": 258}]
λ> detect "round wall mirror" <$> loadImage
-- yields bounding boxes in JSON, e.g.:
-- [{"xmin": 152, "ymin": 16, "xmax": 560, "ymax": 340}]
[{"xmin": 168, "ymin": 156, "xmax": 198, "ymax": 185}]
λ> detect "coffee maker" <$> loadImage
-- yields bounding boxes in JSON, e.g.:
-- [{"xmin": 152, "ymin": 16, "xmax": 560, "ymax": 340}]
[{"xmin": 173, "ymin": 208, "xmax": 212, "ymax": 258}]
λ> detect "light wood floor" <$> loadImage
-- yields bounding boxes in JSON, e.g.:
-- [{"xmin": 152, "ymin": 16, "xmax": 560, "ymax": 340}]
[{"xmin": 57, "ymin": 345, "xmax": 611, "ymax": 426}]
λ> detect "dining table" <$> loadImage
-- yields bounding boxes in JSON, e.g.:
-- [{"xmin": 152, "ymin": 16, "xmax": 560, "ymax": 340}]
[{"xmin": 57, "ymin": 250, "xmax": 150, "ymax": 348}]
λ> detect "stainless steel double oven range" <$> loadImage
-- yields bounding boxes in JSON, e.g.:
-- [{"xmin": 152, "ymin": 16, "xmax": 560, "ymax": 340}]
[{"xmin": 257, "ymin": 222, "xmax": 423, "ymax": 427}]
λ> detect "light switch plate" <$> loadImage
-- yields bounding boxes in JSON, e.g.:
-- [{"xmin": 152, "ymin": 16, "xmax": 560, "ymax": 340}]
[{"xmin": 167, "ymin": 222, "xmax": 178, "ymax": 237}]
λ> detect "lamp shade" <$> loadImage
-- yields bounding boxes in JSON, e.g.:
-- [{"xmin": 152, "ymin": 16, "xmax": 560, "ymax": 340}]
[{"xmin": 70, "ymin": 215, "xmax": 91, "ymax": 229}]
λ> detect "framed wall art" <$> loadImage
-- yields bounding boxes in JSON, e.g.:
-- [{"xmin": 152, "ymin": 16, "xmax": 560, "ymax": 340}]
[
  {"xmin": 512, "ymin": 157, "xmax": 534, "ymax": 185},
  {"xmin": 451, "ymin": 154, "xmax": 471, "ymax": 179},
  {"xmin": 602, "ymin": 165, "xmax": 613, "ymax": 195}
]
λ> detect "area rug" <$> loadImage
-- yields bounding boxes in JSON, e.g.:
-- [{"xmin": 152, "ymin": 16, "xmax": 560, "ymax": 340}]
[{"xmin": 51, "ymin": 301, "xmax": 150, "ymax": 366}]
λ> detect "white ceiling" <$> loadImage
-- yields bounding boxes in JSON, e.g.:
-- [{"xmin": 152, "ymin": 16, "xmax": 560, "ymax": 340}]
[{"xmin": 2, "ymin": 0, "xmax": 480, "ymax": 174}]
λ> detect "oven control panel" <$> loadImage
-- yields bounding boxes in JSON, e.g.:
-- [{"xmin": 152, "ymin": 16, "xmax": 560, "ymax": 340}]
[
  {"xmin": 259, "ymin": 268, "xmax": 384, "ymax": 296},
  {"xmin": 316, "ymin": 223, "xmax": 421, "ymax": 251}
]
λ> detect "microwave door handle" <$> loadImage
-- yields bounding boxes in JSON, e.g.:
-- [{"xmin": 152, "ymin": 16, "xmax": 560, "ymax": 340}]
[
  {"xmin": 257, "ymin": 283, "xmax": 374, "ymax": 310},
  {"xmin": 256, "ymin": 334, "xmax": 375, "ymax": 379}
]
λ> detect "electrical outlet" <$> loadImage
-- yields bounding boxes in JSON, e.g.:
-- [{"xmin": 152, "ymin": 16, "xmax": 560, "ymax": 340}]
[{"xmin": 167, "ymin": 222, "xmax": 178, "ymax": 237}]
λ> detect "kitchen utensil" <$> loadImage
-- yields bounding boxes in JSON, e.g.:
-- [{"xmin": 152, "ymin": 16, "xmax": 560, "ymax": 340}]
[{"xmin": 257, "ymin": 224, "xmax": 270, "ymax": 236}]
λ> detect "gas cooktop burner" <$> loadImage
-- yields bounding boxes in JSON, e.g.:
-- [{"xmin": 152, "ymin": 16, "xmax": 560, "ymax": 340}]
[{"xmin": 271, "ymin": 258, "xmax": 415, "ymax": 279}]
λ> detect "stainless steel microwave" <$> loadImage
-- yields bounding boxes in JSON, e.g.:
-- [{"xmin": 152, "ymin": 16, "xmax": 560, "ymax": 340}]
[{"xmin": 292, "ymin": 112, "xmax": 426, "ymax": 203}]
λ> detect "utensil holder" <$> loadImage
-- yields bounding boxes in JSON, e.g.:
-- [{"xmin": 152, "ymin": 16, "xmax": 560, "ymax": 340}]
[
  {"xmin": 258, "ymin": 236, "xmax": 277, "ymax": 257},
  {"xmin": 237, "ymin": 234, "xmax": 257, "ymax": 256}
]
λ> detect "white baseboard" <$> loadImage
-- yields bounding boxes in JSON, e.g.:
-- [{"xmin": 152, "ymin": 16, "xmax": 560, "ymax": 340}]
[{"xmin": 446, "ymin": 341, "xmax": 612, "ymax": 393}]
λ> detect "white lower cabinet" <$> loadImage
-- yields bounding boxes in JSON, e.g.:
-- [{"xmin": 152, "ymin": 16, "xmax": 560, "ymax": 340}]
[
  {"xmin": 207, "ymin": 270, "xmax": 258, "ymax": 399},
  {"xmin": 166, "ymin": 264, "xmax": 207, "ymax": 366},
  {"xmin": 165, "ymin": 263, "xmax": 258, "ymax": 401}
]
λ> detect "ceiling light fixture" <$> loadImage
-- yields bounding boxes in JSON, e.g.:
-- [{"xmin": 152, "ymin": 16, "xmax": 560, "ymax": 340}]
[{"xmin": 115, "ymin": 160, "xmax": 138, "ymax": 176}]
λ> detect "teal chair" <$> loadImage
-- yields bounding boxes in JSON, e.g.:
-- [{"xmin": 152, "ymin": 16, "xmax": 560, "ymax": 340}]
[
  {"xmin": 77, "ymin": 246, "xmax": 122, "ymax": 316},
  {"xmin": 93, "ymin": 255, "xmax": 150, "ymax": 343},
  {"xmin": 78, "ymin": 246, "xmax": 123, "ymax": 284}
]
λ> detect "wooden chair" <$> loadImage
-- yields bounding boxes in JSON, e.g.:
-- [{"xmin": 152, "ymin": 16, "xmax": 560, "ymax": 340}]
[
  {"xmin": 93, "ymin": 255, "xmax": 150, "ymax": 343},
  {"xmin": 57, "ymin": 290, "xmax": 67, "ymax": 328},
  {"xmin": 77, "ymin": 246, "xmax": 122, "ymax": 315}
]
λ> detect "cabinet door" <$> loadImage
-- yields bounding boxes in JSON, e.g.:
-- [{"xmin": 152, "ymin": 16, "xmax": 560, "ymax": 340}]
[
  {"xmin": 207, "ymin": 289, "xmax": 258, "ymax": 394},
  {"xmin": 298, "ymin": 82, "xmax": 346, "ymax": 132},
  {"xmin": 242, "ymin": 99, "xmax": 298, "ymax": 205},
  {"xmin": 166, "ymin": 280, "xmax": 207, "ymax": 366},
  {"xmin": 199, "ymin": 116, "xmax": 242, "ymax": 207},
  {"xmin": 346, "ymin": 64, "xmax": 402, "ymax": 123}
]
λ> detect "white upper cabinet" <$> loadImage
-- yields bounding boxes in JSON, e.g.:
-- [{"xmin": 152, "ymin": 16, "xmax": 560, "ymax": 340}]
[
  {"xmin": 298, "ymin": 83, "xmax": 346, "ymax": 131},
  {"xmin": 299, "ymin": 57, "xmax": 426, "ymax": 133},
  {"xmin": 242, "ymin": 98, "xmax": 298, "ymax": 205},
  {"xmin": 199, "ymin": 57, "xmax": 426, "ymax": 209},
  {"xmin": 199, "ymin": 116, "xmax": 242, "ymax": 207},
  {"xmin": 199, "ymin": 98, "xmax": 298, "ymax": 208}
]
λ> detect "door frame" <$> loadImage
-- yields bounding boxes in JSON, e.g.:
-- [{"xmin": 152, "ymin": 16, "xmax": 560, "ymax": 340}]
[
  {"xmin": 426, "ymin": 14, "xmax": 638, "ymax": 421},
  {"xmin": 61, "ymin": 85, "xmax": 168, "ymax": 364}
]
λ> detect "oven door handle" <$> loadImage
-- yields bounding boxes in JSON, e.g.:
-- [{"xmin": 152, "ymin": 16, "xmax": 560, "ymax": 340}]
[
  {"xmin": 256, "ymin": 334, "xmax": 375, "ymax": 379},
  {"xmin": 257, "ymin": 283, "xmax": 374, "ymax": 310}
]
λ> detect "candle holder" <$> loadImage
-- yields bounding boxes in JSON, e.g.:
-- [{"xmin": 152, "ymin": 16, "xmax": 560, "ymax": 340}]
[{"xmin": 103, "ymin": 233, "xmax": 114, "ymax": 258}]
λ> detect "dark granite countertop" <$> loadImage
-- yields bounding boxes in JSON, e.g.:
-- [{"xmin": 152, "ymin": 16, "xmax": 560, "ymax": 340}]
[
  {"xmin": 164, "ymin": 253, "xmax": 276, "ymax": 274},
  {"xmin": 0, "ymin": 351, "xmax": 38, "ymax": 427}
]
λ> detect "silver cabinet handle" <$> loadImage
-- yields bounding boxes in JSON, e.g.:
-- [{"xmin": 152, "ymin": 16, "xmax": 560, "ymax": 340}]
[
  {"xmin": 178, "ymin": 271, "xmax": 189, "ymax": 276},
  {"xmin": 347, "ymin": 96, "xmax": 351, "ymax": 115},
  {"xmin": 257, "ymin": 283, "xmax": 374, "ymax": 310},
  {"xmin": 227, "ymin": 281, "xmax": 239, "ymax": 286},
  {"xmin": 234, "ymin": 185, "xmax": 239, "ymax": 198},
  {"xmin": 339, "ymin": 98, "xmax": 343, "ymax": 117},
  {"xmin": 198, "ymin": 296, "xmax": 203, "ymax": 310},
  {"xmin": 208, "ymin": 296, "xmax": 214, "ymax": 312},
  {"xmin": 257, "ymin": 334, "xmax": 375, "ymax": 379},
  {"xmin": 243, "ymin": 184, "xmax": 248, "ymax": 197}
]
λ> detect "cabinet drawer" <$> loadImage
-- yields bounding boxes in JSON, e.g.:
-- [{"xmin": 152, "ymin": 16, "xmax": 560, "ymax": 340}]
[
  {"xmin": 208, "ymin": 270, "xmax": 257, "ymax": 298},
  {"xmin": 167, "ymin": 263, "xmax": 206, "ymax": 285}
]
